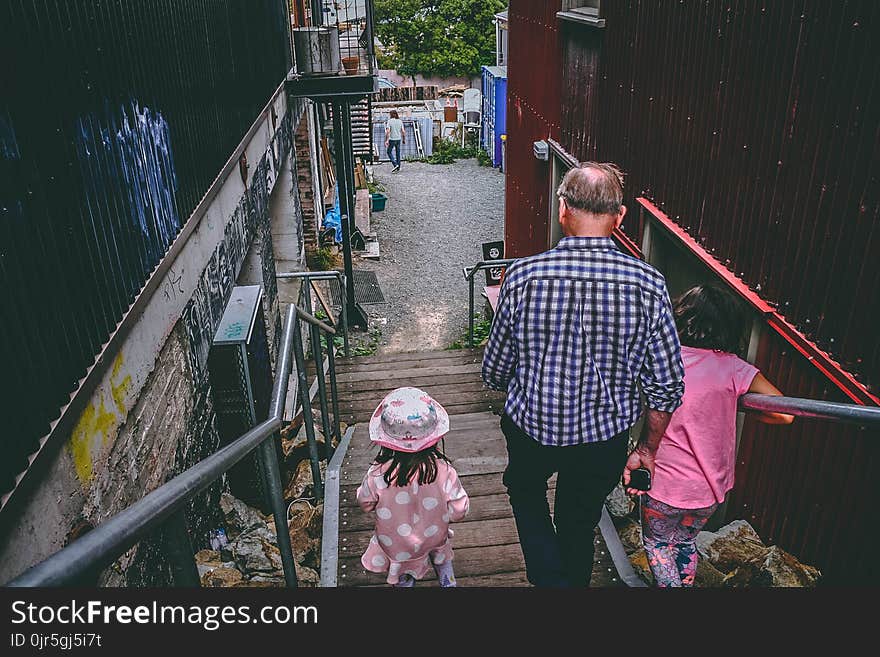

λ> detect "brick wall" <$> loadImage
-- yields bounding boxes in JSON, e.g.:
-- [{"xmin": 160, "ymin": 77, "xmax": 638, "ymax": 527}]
[
  {"xmin": 91, "ymin": 323, "xmax": 223, "ymax": 586},
  {"xmin": 295, "ymin": 110, "xmax": 320, "ymax": 258}
]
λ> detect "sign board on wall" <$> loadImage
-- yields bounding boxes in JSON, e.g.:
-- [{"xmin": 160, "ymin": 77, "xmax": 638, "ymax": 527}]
[{"xmin": 482, "ymin": 240, "xmax": 505, "ymax": 286}]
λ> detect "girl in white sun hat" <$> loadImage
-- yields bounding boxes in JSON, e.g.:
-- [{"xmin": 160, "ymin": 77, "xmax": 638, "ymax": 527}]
[{"xmin": 356, "ymin": 386, "xmax": 470, "ymax": 587}]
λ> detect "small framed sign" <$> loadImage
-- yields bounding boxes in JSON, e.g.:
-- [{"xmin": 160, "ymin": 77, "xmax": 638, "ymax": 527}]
[{"xmin": 482, "ymin": 240, "xmax": 505, "ymax": 286}]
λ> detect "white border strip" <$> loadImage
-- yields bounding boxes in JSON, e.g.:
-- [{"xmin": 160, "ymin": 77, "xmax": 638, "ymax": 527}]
[{"xmin": 319, "ymin": 425, "xmax": 355, "ymax": 587}]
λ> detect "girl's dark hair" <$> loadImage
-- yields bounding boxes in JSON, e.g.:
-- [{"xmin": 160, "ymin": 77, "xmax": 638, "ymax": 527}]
[
  {"xmin": 673, "ymin": 284, "xmax": 747, "ymax": 355},
  {"xmin": 389, "ymin": 110, "xmax": 399, "ymax": 119},
  {"xmin": 374, "ymin": 445, "xmax": 450, "ymax": 487}
]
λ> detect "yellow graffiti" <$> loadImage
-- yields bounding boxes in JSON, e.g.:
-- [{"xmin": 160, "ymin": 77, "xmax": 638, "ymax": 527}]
[
  {"xmin": 69, "ymin": 398, "xmax": 116, "ymax": 484},
  {"xmin": 110, "ymin": 353, "xmax": 132, "ymax": 415},
  {"xmin": 68, "ymin": 352, "xmax": 131, "ymax": 484}
]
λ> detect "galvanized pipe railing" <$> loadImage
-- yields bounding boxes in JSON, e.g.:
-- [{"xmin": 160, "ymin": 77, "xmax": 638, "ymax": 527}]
[
  {"xmin": 278, "ymin": 270, "xmax": 349, "ymax": 356},
  {"xmin": 463, "ymin": 259, "xmax": 516, "ymax": 347},
  {"xmin": 8, "ymin": 273, "xmax": 351, "ymax": 588},
  {"xmin": 8, "ymin": 304, "xmax": 299, "ymax": 587},
  {"xmin": 740, "ymin": 393, "xmax": 880, "ymax": 426}
]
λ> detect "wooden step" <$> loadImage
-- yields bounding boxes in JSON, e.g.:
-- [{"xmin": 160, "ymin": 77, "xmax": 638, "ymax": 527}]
[
  {"xmin": 338, "ymin": 542, "xmax": 526, "ymax": 587},
  {"xmin": 328, "ymin": 352, "xmax": 482, "ymax": 374},
  {"xmin": 337, "ymin": 348, "xmax": 484, "ymax": 367},
  {"xmin": 335, "ymin": 362, "xmax": 482, "ymax": 383},
  {"xmin": 360, "ymin": 570, "xmax": 531, "ymax": 588},
  {"xmin": 330, "ymin": 380, "xmax": 493, "ymax": 402},
  {"xmin": 336, "ymin": 372, "xmax": 490, "ymax": 394}
]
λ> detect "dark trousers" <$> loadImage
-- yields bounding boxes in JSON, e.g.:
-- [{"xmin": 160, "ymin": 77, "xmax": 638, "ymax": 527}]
[
  {"xmin": 386, "ymin": 139, "xmax": 401, "ymax": 167},
  {"xmin": 501, "ymin": 414, "xmax": 629, "ymax": 587}
]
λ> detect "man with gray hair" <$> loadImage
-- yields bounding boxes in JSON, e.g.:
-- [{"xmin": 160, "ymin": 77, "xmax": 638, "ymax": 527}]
[{"xmin": 482, "ymin": 162, "xmax": 684, "ymax": 587}]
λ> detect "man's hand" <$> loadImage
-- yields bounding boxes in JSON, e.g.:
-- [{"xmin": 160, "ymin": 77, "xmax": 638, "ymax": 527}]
[
  {"xmin": 384, "ymin": 139, "xmax": 389, "ymax": 148},
  {"xmin": 622, "ymin": 445, "xmax": 655, "ymax": 496},
  {"xmin": 621, "ymin": 408, "xmax": 673, "ymax": 496}
]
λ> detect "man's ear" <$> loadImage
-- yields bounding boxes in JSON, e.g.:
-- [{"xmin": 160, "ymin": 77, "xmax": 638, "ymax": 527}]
[{"xmin": 614, "ymin": 204, "xmax": 627, "ymax": 229}]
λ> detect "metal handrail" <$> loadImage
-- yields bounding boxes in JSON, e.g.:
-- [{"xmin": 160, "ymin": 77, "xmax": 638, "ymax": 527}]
[
  {"xmin": 8, "ymin": 304, "xmax": 298, "ymax": 587},
  {"xmin": 463, "ymin": 259, "xmax": 516, "ymax": 347},
  {"xmin": 278, "ymin": 270, "xmax": 349, "ymax": 356},
  {"xmin": 463, "ymin": 260, "xmax": 880, "ymax": 427},
  {"xmin": 8, "ymin": 272, "xmax": 351, "ymax": 588},
  {"xmin": 740, "ymin": 393, "xmax": 880, "ymax": 426}
]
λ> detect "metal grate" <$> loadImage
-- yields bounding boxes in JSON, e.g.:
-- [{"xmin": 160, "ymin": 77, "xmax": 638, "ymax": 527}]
[{"xmin": 330, "ymin": 270, "xmax": 386, "ymax": 305}]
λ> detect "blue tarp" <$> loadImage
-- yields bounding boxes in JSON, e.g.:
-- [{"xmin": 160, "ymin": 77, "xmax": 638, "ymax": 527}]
[{"xmin": 323, "ymin": 183, "xmax": 342, "ymax": 243}]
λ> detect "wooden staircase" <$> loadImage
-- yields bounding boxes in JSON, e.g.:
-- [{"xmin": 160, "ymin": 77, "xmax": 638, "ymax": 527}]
[
  {"xmin": 332, "ymin": 348, "xmax": 504, "ymax": 425},
  {"xmin": 324, "ymin": 348, "xmax": 624, "ymax": 587}
]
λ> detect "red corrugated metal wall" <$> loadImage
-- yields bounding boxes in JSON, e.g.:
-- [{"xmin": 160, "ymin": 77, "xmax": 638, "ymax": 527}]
[
  {"xmin": 555, "ymin": 0, "xmax": 880, "ymax": 396},
  {"xmin": 505, "ymin": 0, "xmax": 880, "ymax": 582},
  {"xmin": 504, "ymin": 0, "xmax": 562, "ymax": 257},
  {"xmin": 730, "ymin": 328, "xmax": 879, "ymax": 584}
]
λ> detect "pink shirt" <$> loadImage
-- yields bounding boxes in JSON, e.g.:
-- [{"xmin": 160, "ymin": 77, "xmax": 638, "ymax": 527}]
[
  {"xmin": 356, "ymin": 460, "xmax": 469, "ymax": 584},
  {"xmin": 651, "ymin": 346, "xmax": 759, "ymax": 509}
]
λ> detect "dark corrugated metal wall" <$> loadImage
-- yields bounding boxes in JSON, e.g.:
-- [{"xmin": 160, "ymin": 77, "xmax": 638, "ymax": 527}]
[
  {"xmin": 505, "ymin": 0, "xmax": 879, "ymax": 582},
  {"xmin": 504, "ymin": 0, "xmax": 562, "ymax": 257},
  {"xmin": 0, "ymin": 1, "xmax": 292, "ymax": 497}
]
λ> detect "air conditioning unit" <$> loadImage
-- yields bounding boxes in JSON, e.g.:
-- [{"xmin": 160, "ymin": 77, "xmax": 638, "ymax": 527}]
[
  {"xmin": 533, "ymin": 140, "xmax": 550, "ymax": 161},
  {"xmin": 208, "ymin": 285, "xmax": 280, "ymax": 513},
  {"xmin": 292, "ymin": 26, "xmax": 342, "ymax": 77}
]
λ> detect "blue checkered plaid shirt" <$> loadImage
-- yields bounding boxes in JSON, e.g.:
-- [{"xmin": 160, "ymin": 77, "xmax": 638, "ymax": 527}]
[{"xmin": 482, "ymin": 236, "xmax": 684, "ymax": 446}]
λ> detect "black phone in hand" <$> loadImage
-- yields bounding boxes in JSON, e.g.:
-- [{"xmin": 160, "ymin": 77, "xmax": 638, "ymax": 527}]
[{"xmin": 627, "ymin": 467, "xmax": 651, "ymax": 491}]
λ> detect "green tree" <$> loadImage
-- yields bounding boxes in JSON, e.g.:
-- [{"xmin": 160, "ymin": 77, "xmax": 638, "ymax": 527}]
[{"xmin": 374, "ymin": 0, "xmax": 506, "ymax": 86}]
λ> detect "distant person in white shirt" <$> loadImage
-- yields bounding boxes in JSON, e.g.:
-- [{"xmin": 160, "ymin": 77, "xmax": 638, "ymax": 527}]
[{"xmin": 385, "ymin": 110, "xmax": 405, "ymax": 172}]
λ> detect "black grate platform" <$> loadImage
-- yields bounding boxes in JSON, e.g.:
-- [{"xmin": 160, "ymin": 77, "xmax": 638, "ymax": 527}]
[{"xmin": 329, "ymin": 270, "xmax": 386, "ymax": 305}]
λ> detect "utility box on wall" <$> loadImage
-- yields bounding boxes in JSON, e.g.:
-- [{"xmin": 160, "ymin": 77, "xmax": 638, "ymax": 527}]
[{"xmin": 208, "ymin": 285, "xmax": 278, "ymax": 513}]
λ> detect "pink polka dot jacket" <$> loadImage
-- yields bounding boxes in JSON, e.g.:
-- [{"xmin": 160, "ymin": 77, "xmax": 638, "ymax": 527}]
[{"xmin": 356, "ymin": 460, "xmax": 470, "ymax": 584}]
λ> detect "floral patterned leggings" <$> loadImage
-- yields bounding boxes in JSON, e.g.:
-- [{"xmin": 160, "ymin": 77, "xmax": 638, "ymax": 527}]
[{"xmin": 640, "ymin": 496, "xmax": 718, "ymax": 587}]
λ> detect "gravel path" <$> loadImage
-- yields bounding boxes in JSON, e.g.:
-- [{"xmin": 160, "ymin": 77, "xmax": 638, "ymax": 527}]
[{"xmin": 353, "ymin": 158, "xmax": 505, "ymax": 354}]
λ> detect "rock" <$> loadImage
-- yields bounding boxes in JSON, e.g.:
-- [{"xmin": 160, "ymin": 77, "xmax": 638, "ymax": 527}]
[
  {"xmin": 628, "ymin": 550, "xmax": 655, "ymax": 586},
  {"xmin": 614, "ymin": 518, "xmax": 643, "ymax": 554},
  {"xmin": 230, "ymin": 526, "xmax": 283, "ymax": 575},
  {"xmin": 284, "ymin": 458, "xmax": 327, "ymax": 501},
  {"xmin": 697, "ymin": 520, "xmax": 768, "ymax": 573},
  {"xmin": 295, "ymin": 562, "xmax": 320, "ymax": 587},
  {"xmin": 194, "ymin": 549, "xmax": 222, "ymax": 565},
  {"xmin": 195, "ymin": 549, "xmax": 224, "ymax": 578},
  {"xmin": 201, "ymin": 567, "xmax": 244, "ymax": 587},
  {"xmin": 233, "ymin": 580, "xmax": 280, "ymax": 588},
  {"xmin": 606, "ymin": 484, "xmax": 635, "ymax": 518},
  {"xmin": 283, "ymin": 429, "xmax": 326, "ymax": 461},
  {"xmin": 247, "ymin": 574, "xmax": 285, "ymax": 586},
  {"xmin": 723, "ymin": 546, "xmax": 821, "ymax": 587},
  {"xmin": 220, "ymin": 493, "xmax": 265, "ymax": 539},
  {"xmin": 288, "ymin": 499, "xmax": 317, "ymax": 533},
  {"xmin": 281, "ymin": 417, "xmax": 304, "ymax": 446},
  {"xmin": 694, "ymin": 557, "xmax": 726, "ymax": 587}
]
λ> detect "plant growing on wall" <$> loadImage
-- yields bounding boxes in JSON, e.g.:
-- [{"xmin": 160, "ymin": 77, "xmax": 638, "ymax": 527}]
[{"xmin": 374, "ymin": 0, "xmax": 506, "ymax": 86}]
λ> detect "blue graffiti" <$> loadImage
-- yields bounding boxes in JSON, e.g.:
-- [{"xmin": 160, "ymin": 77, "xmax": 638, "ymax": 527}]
[{"xmin": 75, "ymin": 100, "xmax": 180, "ymax": 264}]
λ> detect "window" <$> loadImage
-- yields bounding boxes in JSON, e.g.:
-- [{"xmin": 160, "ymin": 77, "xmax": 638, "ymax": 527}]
[{"xmin": 558, "ymin": 0, "xmax": 606, "ymax": 28}]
